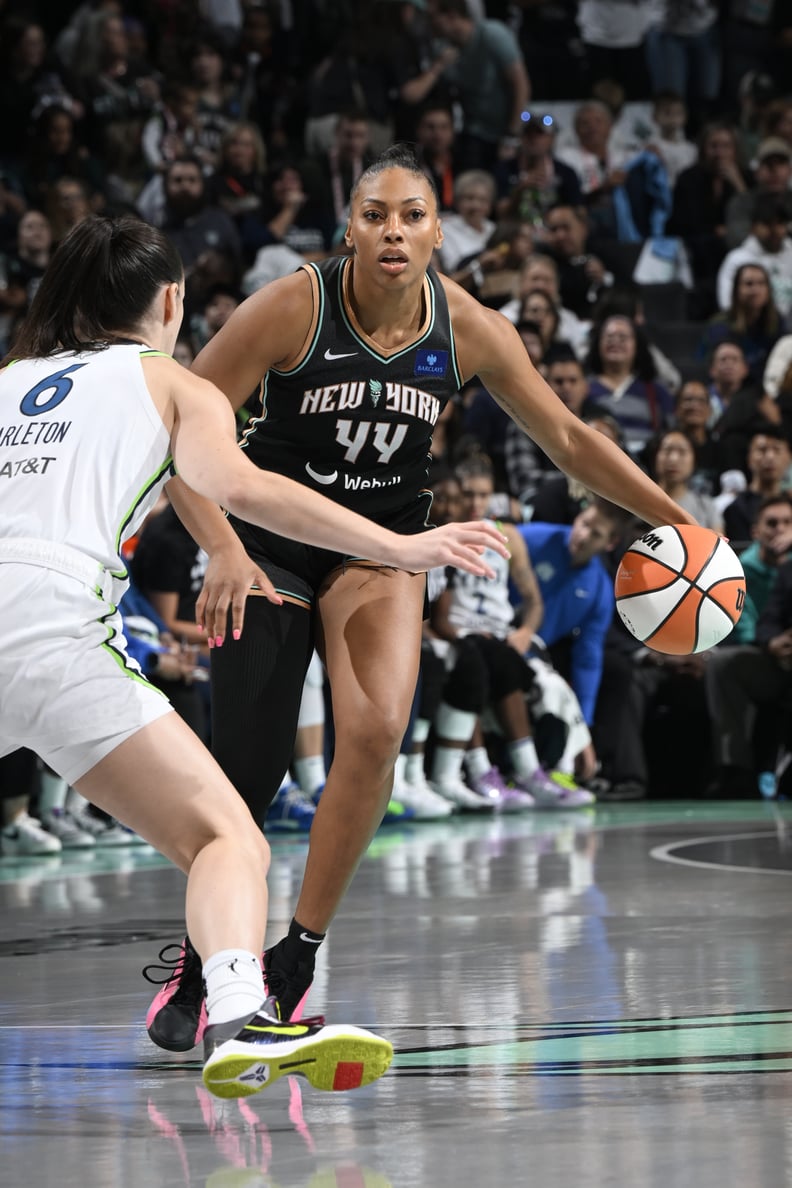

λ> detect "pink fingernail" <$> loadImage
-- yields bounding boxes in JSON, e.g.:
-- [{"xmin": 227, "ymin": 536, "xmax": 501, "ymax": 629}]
[
  {"xmin": 207, "ymin": 638, "xmax": 214, "ymax": 649},
  {"xmin": 215, "ymin": 636, "xmax": 224, "ymax": 647},
  {"xmin": 233, "ymin": 629, "xmax": 241, "ymax": 640}
]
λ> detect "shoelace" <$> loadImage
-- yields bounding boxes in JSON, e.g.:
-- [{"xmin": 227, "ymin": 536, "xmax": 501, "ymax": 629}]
[
  {"xmin": 142, "ymin": 940, "xmax": 204, "ymax": 1007},
  {"xmin": 141, "ymin": 943, "xmax": 199, "ymax": 991}
]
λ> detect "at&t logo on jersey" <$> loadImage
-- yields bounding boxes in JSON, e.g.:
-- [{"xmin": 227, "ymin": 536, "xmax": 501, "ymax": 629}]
[{"xmin": 415, "ymin": 349, "xmax": 448, "ymax": 377}]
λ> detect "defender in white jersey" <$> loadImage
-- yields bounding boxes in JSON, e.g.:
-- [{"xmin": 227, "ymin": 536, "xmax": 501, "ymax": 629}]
[{"xmin": 0, "ymin": 214, "xmax": 509, "ymax": 1099}]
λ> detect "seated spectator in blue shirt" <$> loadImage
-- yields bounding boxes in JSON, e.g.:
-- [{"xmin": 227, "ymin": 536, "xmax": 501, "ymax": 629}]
[{"xmin": 512, "ymin": 496, "xmax": 630, "ymax": 726}]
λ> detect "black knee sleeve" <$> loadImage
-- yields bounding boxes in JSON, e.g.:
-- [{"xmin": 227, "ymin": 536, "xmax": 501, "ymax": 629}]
[
  {"xmin": 210, "ymin": 599, "xmax": 314, "ymax": 825},
  {"xmin": 444, "ymin": 637, "xmax": 489, "ymax": 713},
  {"xmin": 418, "ymin": 641, "xmax": 447, "ymax": 720},
  {"xmin": 474, "ymin": 635, "xmax": 535, "ymax": 702}
]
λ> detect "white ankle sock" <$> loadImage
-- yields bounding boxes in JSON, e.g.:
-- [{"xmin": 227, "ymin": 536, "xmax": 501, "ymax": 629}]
[
  {"xmin": 203, "ymin": 949, "xmax": 265, "ymax": 1026},
  {"xmin": 508, "ymin": 737, "xmax": 540, "ymax": 778},
  {"xmin": 39, "ymin": 771, "xmax": 68, "ymax": 816},
  {"xmin": 293, "ymin": 755, "xmax": 326, "ymax": 798},
  {"xmin": 464, "ymin": 746, "xmax": 490, "ymax": 780}
]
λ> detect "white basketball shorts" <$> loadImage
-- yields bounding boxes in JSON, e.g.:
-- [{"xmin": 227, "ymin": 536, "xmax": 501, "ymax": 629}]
[{"xmin": 0, "ymin": 557, "xmax": 173, "ymax": 785}]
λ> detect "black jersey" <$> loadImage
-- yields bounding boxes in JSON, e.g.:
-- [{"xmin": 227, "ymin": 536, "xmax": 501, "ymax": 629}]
[{"xmin": 239, "ymin": 255, "xmax": 463, "ymax": 527}]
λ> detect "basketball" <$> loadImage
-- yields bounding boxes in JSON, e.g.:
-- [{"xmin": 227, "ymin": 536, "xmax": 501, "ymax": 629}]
[{"xmin": 614, "ymin": 524, "xmax": 746, "ymax": 655}]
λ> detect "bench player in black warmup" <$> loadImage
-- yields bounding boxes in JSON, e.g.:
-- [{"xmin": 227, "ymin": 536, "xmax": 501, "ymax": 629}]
[{"xmin": 144, "ymin": 145, "xmax": 698, "ymax": 1052}]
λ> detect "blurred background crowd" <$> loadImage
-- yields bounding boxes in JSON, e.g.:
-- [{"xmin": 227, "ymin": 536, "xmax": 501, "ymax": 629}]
[{"xmin": 2, "ymin": 0, "xmax": 792, "ymax": 855}]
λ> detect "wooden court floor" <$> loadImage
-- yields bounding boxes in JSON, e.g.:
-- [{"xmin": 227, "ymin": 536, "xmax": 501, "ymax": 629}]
[{"xmin": 2, "ymin": 800, "xmax": 792, "ymax": 1188}]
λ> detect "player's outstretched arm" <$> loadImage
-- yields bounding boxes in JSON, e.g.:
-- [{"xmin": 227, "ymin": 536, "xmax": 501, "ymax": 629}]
[
  {"xmin": 445, "ymin": 287, "xmax": 700, "ymax": 531},
  {"xmin": 167, "ymin": 363, "xmax": 510, "ymax": 576}
]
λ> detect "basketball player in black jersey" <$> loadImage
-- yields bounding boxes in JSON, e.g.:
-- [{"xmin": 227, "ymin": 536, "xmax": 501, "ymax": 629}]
[{"xmin": 145, "ymin": 145, "xmax": 699, "ymax": 1052}]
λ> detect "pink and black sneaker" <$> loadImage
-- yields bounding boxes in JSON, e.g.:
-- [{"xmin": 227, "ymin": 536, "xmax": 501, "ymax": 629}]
[{"xmin": 144, "ymin": 936, "xmax": 208, "ymax": 1052}]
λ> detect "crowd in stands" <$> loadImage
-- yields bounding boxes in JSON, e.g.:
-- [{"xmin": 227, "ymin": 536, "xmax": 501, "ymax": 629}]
[{"xmin": 2, "ymin": 0, "xmax": 792, "ymax": 853}]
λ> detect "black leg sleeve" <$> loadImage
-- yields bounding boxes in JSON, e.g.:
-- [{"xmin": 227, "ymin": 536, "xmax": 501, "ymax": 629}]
[{"xmin": 210, "ymin": 599, "xmax": 314, "ymax": 827}]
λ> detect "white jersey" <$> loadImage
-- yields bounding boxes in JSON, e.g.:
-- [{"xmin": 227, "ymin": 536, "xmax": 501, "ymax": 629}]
[
  {"xmin": 447, "ymin": 520, "xmax": 515, "ymax": 639},
  {"xmin": 0, "ymin": 344, "xmax": 172, "ymax": 589}
]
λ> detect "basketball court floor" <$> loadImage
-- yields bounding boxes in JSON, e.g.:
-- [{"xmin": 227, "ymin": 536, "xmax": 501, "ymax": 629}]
[{"xmin": 3, "ymin": 799, "xmax": 792, "ymax": 1188}]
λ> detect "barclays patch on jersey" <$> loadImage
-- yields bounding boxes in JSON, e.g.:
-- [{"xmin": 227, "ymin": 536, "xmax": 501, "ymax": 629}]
[{"xmin": 415, "ymin": 349, "xmax": 448, "ymax": 377}]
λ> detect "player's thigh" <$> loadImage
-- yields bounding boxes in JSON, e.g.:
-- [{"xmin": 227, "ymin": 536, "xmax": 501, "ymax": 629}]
[
  {"xmin": 75, "ymin": 713, "xmax": 268, "ymax": 874},
  {"xmin": 317, "ymin": 566, "xmax": 425, "ymax": 734}
]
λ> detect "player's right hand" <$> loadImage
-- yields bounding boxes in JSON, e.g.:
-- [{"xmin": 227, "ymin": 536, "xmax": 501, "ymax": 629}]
[
  {"xmin": 392, "ymin": 520, "xmax": 510, "ymax": 578},
  {"xmin": 196, "ymin": 543, "xmax": 283, "ymax": 645}
]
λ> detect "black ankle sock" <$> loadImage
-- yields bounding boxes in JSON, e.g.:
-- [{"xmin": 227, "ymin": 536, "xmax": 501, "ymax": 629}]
[{"xmin": 282, "ymin": 917, "xmax": 325, "ymax": 965}]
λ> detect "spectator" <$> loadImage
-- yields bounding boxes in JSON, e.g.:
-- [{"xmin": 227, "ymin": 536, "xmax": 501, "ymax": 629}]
[
  {"xmin": 530, "ymin": 409, "xmax": 626, "ymax": 525},
  {"xmin": 729, "ymin": 493, "xmax": 792, "ymax": 645},
  {"xmin": 700, "ymin": 262, "xmax": 786, "ymax": 386},
  {"xmin": 243, "ymin": 161, "xmax": 333, "ymax": 266},
  {"xmin": 494, "ymin": 109, "xmax": 583, "ymax": 229},
  {"xmin": 583, "ymin": 314, "xmax": 674, "ymax": 458},
  {"xmin": 645, "ymin": 0, "xmax": 721, "ymax": 126},
  {"xmin": 725, "ymin": 136, "xmax": 792, "ymax": 249},
  {"xmin": 206, "ymin": 120, "xmax": 268, "ymax": 264},
  {"xmin": 426, "ymin": 0, "xmax": 531, "ymax": 172},
  {"xmin": 429, "ymin": 453, "xmax": 594, "ymax": 806},
  {"xmin": 303, "ymin": 26, "xmax": 394, "ymax": 159},
  {"xmin": 185, "ymin": 32, "xmax": 243, "ymax": 169},
  {"xmin": 515, "ymin": 0, "xmax": 588, "ymax": 101},
  {"xmin": 645, "ymin": 90, "xmax": 697, "ymax": 187},
  {"xmin": 514, "ymin": 496, "xmax": 632, "ymax": 731},
  {"xmin": 0, "ymin": 17, "xmax": 80, "ymax": 167},
  {"xmin": 763, "ymin": 333, "xmax": 792, "ymax": 402},
  {"xmin": 643, "ymin": 428, "xmax": 724, "ymax": 533},
  {"xmin": 517, "ymin": 289, "xmax": 563, "ymax": 355},
  {"xmin": 301, "ymin": 109, "xmax": 375, "ymax": 244},
  {"xmin": 589, "ymin": 282, "xmax": 681, "ymax": 395},
  {"xmin": 716, "ymin": 194, "xmax": 792, "ymax": 321},
  {"xmin": 414, "ymin": 102, "xmax": 462, "ymax": 212},
  {"xmin": 723, "ymin": 427, "xmax": 792, "ymax": 545},
  {"xmin": 760, "ymin": 96, "xmax": 792, "ymax": 152},
  {"xmin": 455, "ymin": 219, "xmax": 537, "ymax": 308},
  {"xmin": 672, "ymin": 377, "xmax": 726, "ymax": 494},
  {"xmin": 46, "ymin": 175, "xmax": 97, "ymax": 248},
  {"xmin": 378, "ymin": 1, "xmax": 455, "ymax": 142},
  {"xmin": 704, "ymin": 551, "xmax": 792, "ymax": 799},
  {"xmin": 554, "ymin": 98, "xmax": 633, "ymax": 207},
  {"xmin": 137, "ymin": 82, "xmax": 211, "ymax": 227},
  {"xmin": 233, "ymin": 2, "xmax": 302, "ymax": 158},
  {"xmin": 70, "ymin": 8, "xmax": 161, "ymax": 201},
  {"xmin": 435, "ymin": 169, "xmax": 497, "ymax": 276},
  {"xmin": 537, "ymin": 203, "xmax": 616, "ymax": 319},
  {"xmin": 0, "ymin": 210, "xmax": 53, "ymax": 354},
  {"xmin": 16, "ymin": 104, "xmax": 106, "ymax": 214},
  {"xmin": 553, "ymin": 97, "xmax": 671, "ymax": 249},
  {"xmin": 159, "ymin": 154, "xmax": 243, "ymax": 310},
  {"xmin": 576, "ymin": 0, "xmax": 654, "ymax": 102},
  {"xmin": 499, "ymin": 251, "xmax": 589, "ymax": 355},
  {"xmin": 189, "ymin": 281, "xmax": 242, "ymax": 353},
  {"xmin": 505, "ymin": 350, "xmax": 590, "ymax": 511},
  {"xmin": 667, "ymin": 121, "xmax": 750, "ymax": 319}
]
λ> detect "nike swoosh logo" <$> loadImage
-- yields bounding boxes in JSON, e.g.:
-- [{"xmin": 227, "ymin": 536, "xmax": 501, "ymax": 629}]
[
  {"xmin": 305, "ymin": 462, "xmax": 338, "ymax": 485},
  {"xmin": 299, "ymin": 932, "xmax": 323, "ymax": 944},
  {"xmin": 324, "ymin": 348, "xmax": 357, "ymax": 360}
]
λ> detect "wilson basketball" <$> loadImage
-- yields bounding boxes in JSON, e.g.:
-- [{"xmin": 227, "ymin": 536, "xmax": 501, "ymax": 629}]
[{"xmin": 614, "ymin": 524, "xmax": 746, "ymax": 655}]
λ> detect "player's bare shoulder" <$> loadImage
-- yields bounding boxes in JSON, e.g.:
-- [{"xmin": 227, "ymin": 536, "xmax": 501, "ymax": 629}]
[
  {"xmin": 197, "ymin": 266, "xmax": 316, "ymax": 381},
  {"xmin": 438, "ymin": 273, "xmax": 525, "ymax": 383}
]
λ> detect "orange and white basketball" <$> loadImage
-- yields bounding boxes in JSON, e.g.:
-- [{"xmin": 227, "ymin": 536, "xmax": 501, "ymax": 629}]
[{"xmin": 614, "ymin": 524, "xmax": 746, "ymax": 655}]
